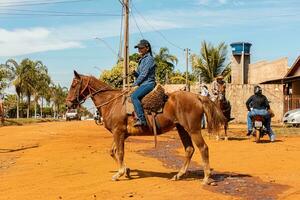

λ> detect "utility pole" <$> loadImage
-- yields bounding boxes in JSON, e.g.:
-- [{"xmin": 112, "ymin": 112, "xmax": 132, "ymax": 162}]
[
  {"xmin": 123, "ymin": 0, "xmax": 129, "ymax": 89},
  {"xmin": 184, "ymin": 48, "xmax": 190, "ymax": 91}
]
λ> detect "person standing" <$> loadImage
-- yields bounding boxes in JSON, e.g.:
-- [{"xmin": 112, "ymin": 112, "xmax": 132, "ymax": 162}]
[
  {"xmin": 199, "ymin": 85, "xmax": 210, "ymax": 128},
  {"xmin": 131, "ymin": 39, "xmax": 156, "ymax": 127}
]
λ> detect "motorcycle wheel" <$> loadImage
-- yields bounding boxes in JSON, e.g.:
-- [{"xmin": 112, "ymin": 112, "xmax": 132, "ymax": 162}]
[{"xmin": 255, "ymin": 129, "xmax": 261, "ymax": 143}]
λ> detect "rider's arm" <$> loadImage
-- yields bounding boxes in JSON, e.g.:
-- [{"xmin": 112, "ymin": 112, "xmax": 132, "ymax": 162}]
[
  {"xmin": 246, "ymin": 95, "xmax": 254, "ymax": 111},
  {"xmin": 264, "ymin": 95, "xmax": 270, "ymax": 110}
]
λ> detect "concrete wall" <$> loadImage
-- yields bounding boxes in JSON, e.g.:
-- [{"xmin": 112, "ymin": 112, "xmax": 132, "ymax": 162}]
[
  {"xmin": 230, "ymin": 55, "xmax": 251, "ymax": 84},
  {"xmin": 248, "ymin": 57, "xmax": 288, "ymax": 84},
  {"xmin": 164, "ymin": 83, "xmax": 284, "ymax": 123}
]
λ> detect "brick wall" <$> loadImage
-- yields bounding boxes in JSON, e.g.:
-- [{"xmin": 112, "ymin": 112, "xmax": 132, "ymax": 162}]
[{"xmin": 164, "ymin": 83, "xmax": 284, "ymax": 123}]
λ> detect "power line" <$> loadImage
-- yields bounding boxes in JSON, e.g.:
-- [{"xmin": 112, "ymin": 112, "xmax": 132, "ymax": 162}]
[
  {"xmin": 0, "ymin": 0, "xmax": 94, "ymax": 7},
  {"xmin": 0, "ymin": 12, "xmax": 122, "ymax": 17},
  {"xmin": 94, "ymin": 37, "xmax": 120, "ymax": 61},
  {"xmin": 131, "ymin": 3, "xmax": 184, "ymax": 51},
  {"xmin": 3, "ymin": 8, "xmax": 121, "ymax": 15},
  {"xmin": 131, "ymin": 11, "xmax": 144, "ymax": 39}
]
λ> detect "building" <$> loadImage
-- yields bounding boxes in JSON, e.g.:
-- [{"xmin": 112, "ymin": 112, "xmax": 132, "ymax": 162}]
[{"xmin": 261, "ymin": 56, "xmax": 300, "ymax": 112}]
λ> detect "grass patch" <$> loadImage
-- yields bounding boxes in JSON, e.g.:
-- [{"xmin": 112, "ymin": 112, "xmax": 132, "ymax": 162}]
[{"xmin": 1, "ymin": 118, "xmax": 60, "ymax": 126}]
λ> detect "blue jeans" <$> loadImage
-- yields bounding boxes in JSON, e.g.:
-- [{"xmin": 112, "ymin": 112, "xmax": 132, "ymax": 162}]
[
  {"xmin": 247, "ymin": 109, "xmax": 274, "ymax": 135},
  {"xmin": 131, "ymin": 82, "xmax": 155, "ymax": 123}
]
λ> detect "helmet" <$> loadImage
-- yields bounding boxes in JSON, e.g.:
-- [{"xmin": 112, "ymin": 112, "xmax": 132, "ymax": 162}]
[{"xmin": 254, "ymin": 85, "xmax": 262, "ymax": 95}]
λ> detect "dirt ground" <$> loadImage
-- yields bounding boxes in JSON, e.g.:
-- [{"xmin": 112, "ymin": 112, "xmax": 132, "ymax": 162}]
[{"xmin": 0, "ymin": 121, "xmax": 300, "ymax": 200}]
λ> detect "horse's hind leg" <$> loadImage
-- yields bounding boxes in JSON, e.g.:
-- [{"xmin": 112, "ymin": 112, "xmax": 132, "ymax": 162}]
[
  {"xmin": 190, "ymin": 132, "xmax": 212, "ymax": 185},
  {"xmin": 224, "ymin": 122, "xmax": 228, "ymax": 141},
  {"xmin": 172, "ymin": 124, "xmax": 194, "ymax": 180}
]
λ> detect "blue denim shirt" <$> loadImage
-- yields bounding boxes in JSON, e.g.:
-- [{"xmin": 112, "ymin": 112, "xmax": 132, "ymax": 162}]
[{"xmin": 132, "ymin": 53, "xmax": 156, "ymax": 86}]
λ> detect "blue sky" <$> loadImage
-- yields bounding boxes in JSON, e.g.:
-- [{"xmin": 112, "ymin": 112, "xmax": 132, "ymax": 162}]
[{"xmin": 1, "ymin": 0, "xmax": 300, "ymax": 89}]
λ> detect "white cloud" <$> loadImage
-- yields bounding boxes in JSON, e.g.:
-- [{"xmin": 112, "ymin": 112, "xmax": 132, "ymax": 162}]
[
  {"xmin": 0, "ymin": 28, "xmax": 82, "ymax": 57},
  {"xmin": 0, "ymin": 12, "xmax": 179, "ymax": 57}
]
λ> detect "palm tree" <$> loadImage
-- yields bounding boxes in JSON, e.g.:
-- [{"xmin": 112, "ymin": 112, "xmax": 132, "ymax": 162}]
[
  {"xmin": 5, "ymin": 59, "xmax": 28, "ymax": 118},
  {"xmin": 5, "ymin": 59, "xmax": 50, "ymax": 118},
  {"xmin": 31, "ymin": 62, "xmax": 51, "ymax": 118},
  {"xmin": 50, "ymin": 84, "xmax": 68, "ymax": 118},
  {"xmin": 191, "ymin": 41, "xmax": 231, "ymax": 83},
  {"xmin": 154, "ymin": 47, "xmax": 178, "ymax": 84}
]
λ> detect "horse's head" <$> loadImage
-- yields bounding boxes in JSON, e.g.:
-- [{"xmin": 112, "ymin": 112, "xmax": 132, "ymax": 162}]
[{"xmin": 66, "ymin": 70, "xmax": 90, "ymax": 109}]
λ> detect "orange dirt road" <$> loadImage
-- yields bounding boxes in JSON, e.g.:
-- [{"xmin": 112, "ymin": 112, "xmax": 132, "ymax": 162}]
[{"xmin": 0, "ymin": 121, "xmax": 300, "ymax": 200}]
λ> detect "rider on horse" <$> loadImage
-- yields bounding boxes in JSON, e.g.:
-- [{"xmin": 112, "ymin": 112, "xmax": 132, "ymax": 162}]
[
  {"xmin": 211, "ymin": 75, "xmax": 226, "ymax": 102},
  {"xmin": 131, "ymin": 39, "xmax": 156, "ymax": 127}
]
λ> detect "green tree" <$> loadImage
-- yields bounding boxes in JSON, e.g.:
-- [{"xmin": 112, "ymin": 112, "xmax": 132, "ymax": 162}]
[
  {"xmin": 5, "ymin": 59, "xmax": 28, "ymax": 118},
  {"xmin": 0, "ymin": 64, "xmax": 14, "ymax": 91},
  {"xmin": 5, "ymin": 58, "xmax": 51, "ymax": 118},
  {"xmin": 154, "ymin": 47, "xmax": 178, "ymax": 84},
  {"xmin": 100, "ymin": 60, "xmax": 137, "ymax": 88},
  {"xmin": 50, "ymin": 84, "xmax": 68, "ymax": 118},
  {"xmin": 191, "ymin": 41, "xmax": 231, "ymax": 83}
]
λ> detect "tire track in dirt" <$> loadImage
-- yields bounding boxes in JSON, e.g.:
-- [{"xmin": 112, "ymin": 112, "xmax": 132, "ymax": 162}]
[{"xmin": 129, "ymin": 137, "xmax": 289, "ymax": 200}]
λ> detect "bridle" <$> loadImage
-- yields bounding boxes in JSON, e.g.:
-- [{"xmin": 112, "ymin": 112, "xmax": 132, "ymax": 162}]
[{"xmin": 67, "ymin": 76, "xmax": 129, "ymax": 108}]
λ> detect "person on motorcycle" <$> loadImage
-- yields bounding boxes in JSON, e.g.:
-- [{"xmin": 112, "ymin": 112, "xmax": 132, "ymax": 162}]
[{"xmin": 246, "ymin": 85, "xmax": 275, "ymax": 142}]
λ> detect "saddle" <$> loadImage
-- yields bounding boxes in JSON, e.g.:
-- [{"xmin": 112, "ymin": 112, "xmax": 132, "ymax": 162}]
[{"xmin": 125, "ymin": 84, "xmax": 168, "ymax": 115}]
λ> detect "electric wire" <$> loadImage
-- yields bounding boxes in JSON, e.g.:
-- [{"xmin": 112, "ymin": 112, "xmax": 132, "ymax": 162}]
[
  {"xmin": 131, "ymin": 2, "xmax": 184, "ymax": 51},
  {"xmin": 131, "ymin": 10, "xmax": 144, "ymax": 39},
  {"xmin": 0, "ymin": 0, "xmax": 94, "ymax": 7}
]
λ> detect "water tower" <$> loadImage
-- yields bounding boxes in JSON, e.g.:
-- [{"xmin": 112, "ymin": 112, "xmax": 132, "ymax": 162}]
[{"xmin": 230, "ymin": 42, "xmax": 252, "ymax": 84}]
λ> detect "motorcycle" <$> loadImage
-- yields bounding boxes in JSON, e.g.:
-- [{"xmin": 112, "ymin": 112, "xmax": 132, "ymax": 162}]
[{"xmin": 251, "ymin": 115, "xmax": 269, "ymax": 143}]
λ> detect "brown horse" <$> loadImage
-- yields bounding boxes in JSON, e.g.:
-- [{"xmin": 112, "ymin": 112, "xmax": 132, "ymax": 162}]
[
  {"xmin": 66, "ymin": 71, "xmax": 225, "ymax": 184},
  {"xmin": 215, "ymin": 83, "xmax": 232, "ymax": 140}
]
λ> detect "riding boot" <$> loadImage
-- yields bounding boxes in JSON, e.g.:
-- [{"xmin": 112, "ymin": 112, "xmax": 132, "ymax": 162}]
[{"xmin": 133, "ymin": 119, "xmax": 147, "ymax": 127}]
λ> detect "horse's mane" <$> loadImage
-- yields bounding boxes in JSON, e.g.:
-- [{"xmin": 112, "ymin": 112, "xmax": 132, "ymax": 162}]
[{"xmin": 86, "ymin": 75, "xmax": 120, "ymax": 91}]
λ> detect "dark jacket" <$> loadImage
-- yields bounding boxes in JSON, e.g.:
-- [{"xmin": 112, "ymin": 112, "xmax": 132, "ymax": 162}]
[{"xmin": 246, "ymin": 94, "xmax": 270, "ymax": 111}]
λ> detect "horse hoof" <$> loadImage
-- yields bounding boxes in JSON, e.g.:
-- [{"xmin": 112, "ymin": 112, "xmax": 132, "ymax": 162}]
[
  {"xmin": 171, "ymin": 174, "xmax": 180, "ymax": 181},
  {"xmin": 225, "ymin": 137, "xmax": 228, "ymax": 141},
  {"xmin": 112, "ymin": 175, "xmax": 119, "ymax": 181},
  {"xmin": 202, "ymin": 178, "xmax": 215, "ymax": 185},
  {"xmin": 125, "ymin": 168, "xmax": 131, "ymax": 179}
]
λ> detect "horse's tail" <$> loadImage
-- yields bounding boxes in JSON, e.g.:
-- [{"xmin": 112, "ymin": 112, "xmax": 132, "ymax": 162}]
[{"xmin": 198, "ymin": 96, "xmax": 225, "ymax": 133}]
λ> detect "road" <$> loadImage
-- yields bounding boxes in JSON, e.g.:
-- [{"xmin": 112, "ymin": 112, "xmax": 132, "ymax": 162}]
[{"xmin": 0, "ymin": 121, "xmax": 300, "ymax": 200}]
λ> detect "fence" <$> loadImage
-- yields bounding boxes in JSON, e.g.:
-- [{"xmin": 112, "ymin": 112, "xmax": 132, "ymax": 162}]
[{"xmin": 284, "ymin": 95, "xmax": 300, "ymax": 113}]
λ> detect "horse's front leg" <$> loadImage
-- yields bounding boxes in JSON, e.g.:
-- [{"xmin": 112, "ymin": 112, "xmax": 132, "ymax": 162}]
[
  {"xmin": 110, "ymin": 140, "xmax": 117, "ymax": 163},
  {"xmin": 111, "ymin": 131, "xmax": 130, "ymax": 181}
]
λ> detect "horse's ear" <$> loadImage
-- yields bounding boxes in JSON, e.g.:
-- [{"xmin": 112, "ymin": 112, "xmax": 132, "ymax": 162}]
[{"xmin": 74, "ymin": 70, "xmax": 80, "ymax": 79}]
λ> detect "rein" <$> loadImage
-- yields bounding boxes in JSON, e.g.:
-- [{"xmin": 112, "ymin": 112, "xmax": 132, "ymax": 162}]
[{"xmin": 75, "ymin": 77, "xmax": 130, "ymax": 108}]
